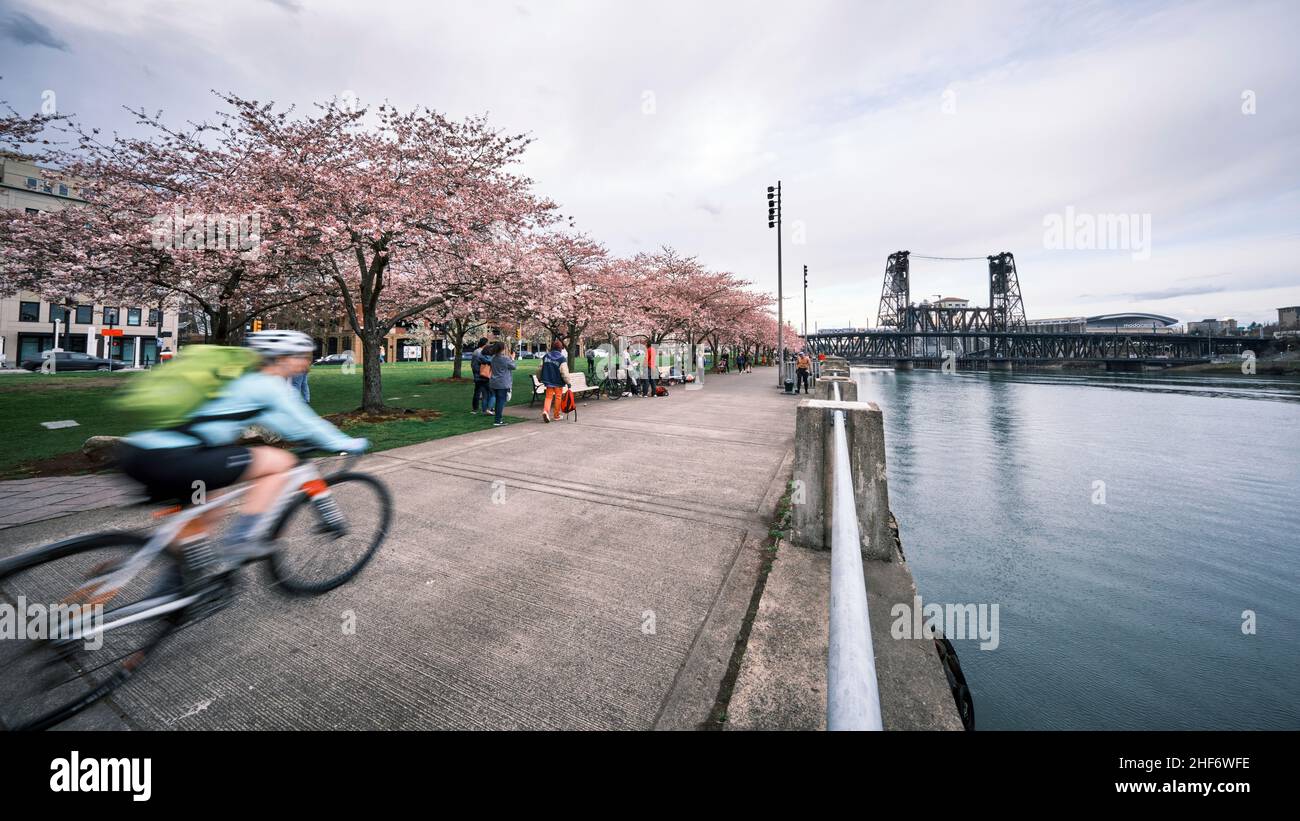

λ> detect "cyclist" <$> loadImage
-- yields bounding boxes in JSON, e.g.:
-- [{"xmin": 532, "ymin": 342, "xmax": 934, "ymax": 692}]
[{"xmin": 115, "ymin": 330, "xmax": 368, "ymax": 590}]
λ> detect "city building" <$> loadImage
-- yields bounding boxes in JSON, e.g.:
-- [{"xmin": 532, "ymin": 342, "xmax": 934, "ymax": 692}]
[
  {"xmin": 1279, "ymin": 306, "xmax": 1300, "ymax": 331},
  {"xmin": 933, "ymin": 296, "xmax": 970, "ymax": 309},
  {"xmin": 1185, "ymin": 317, "xmax": 1238, "ymax": 336},
  {"xmin": 1025, "ymin": 313, "xmax": 1179, "ymax": 334},
  {"xmin": 0, "ymin": 154, "xmax": 180, "ymax": 367}
]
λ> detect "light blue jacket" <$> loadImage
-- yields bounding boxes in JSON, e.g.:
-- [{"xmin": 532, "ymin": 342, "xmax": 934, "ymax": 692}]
[{"xmin": 124, "ymin": 371, "xmax": 358, "ymax": 452}]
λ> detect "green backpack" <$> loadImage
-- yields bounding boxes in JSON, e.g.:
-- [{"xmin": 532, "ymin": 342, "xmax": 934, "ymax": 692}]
[{"xmin": 113, "ymin": 345, "xmax": 261, "ymax": 430}]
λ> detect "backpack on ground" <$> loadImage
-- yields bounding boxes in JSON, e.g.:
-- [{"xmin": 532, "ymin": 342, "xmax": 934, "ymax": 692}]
[
  {"xmin": 112, "ymin": 345, "xmax": 260, "ymax": 430},
  {"xmin": 655, "ymin": 385, "xmax": 669, "ymax": 396}
]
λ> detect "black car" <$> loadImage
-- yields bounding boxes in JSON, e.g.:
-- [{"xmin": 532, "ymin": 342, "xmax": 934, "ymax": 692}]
[{"xmin": 19, "ymin": 351, "xmax": 130, "ymax": 372}]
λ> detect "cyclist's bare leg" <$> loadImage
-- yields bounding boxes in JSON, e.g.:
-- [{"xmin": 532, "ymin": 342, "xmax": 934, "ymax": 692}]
[{"xmin": 239, "ymin": 446, "xmax": 297, "ymax": 514}]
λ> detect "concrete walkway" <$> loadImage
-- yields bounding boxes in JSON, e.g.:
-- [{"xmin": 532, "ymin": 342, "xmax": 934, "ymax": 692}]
[
  {"xmin": 0, "ymin": 371, "xmax": 796, "ymax": 730},
  {"xmin": 0, "ymin": 474, "xmax": 138, "ymax": 530}
]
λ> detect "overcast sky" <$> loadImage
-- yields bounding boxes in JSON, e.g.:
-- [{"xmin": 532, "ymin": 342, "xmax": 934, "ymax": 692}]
[{"xmin": 2, "ymin": 0, "xmax": 1297, "ymax": 327}]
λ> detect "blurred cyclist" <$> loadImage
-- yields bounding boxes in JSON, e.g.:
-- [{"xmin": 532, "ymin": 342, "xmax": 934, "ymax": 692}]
[{"xmin": 115, "ymin": 330, "xmax": 368, "ymax": 591}]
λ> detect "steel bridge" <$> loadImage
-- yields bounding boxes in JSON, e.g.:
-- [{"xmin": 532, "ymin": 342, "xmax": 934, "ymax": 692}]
[{"xmin": 808, "ymin": 251, "xmax": 1233, "ymax": 367}]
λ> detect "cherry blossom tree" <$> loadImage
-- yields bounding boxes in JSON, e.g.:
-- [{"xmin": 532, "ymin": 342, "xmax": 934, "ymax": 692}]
[{"xmin": 227, "ymin": 95, "xmax": 556, "ymax": 412}]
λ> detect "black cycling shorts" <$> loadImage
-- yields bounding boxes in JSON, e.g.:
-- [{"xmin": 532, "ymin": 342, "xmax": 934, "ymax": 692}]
[{"xmin": 115, "ymin": 443, "xmax": 254, "ymax": 504}]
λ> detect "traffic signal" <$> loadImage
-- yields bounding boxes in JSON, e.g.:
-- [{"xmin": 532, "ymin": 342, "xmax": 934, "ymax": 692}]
[
  {"xmin": 767, "ymin": 185, "xmax": 778, "ymax": 228},
  {"xmin": 252, "ymin": 319, "xmax": 263, "ymax": 332}
]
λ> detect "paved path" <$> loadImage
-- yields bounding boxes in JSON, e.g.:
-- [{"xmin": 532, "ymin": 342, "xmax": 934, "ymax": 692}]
[
  {"xmin": 0, "ymin": 371, "xmax": 796, "ymax": 730},
  {"xmin": 0, "ymin": 474, "xmax": 138, "ymax": 530}
]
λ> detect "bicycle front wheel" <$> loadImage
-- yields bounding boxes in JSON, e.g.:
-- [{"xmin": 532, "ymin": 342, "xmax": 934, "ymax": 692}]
[
  {"xmin": 0, "ymin": 532, "xmax": 180, "ymax": 731},
  {"xmin": 267, "ymin": 472, "xmax": 392, "ymax": 595}
]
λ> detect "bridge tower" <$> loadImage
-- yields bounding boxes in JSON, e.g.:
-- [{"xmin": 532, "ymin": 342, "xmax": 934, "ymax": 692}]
[
  {"xmin": 876, "ymin": 251, "xmax": 910, "ymax": 330},
  {"xmin": 987, "ymin": 252, "xmax": 1027, "ymax": 331}
]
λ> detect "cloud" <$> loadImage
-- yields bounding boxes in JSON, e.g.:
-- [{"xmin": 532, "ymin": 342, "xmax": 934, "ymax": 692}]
[
  {"xmin": 1080, "ymin": 284, "xmax": 1229, "ymax": 301},
  {"xmin": 0, "ymin": 6, "xmax": 69, "ymax": 51},
  {"xmin": 263, "ymin": 0, "xmax": 303, "ymax": 12}
]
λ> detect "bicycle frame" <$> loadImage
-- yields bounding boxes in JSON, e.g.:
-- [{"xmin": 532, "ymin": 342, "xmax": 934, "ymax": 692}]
[{"xmin": 58, "ymin": 453, "xmax": 357, "ymax": 642}]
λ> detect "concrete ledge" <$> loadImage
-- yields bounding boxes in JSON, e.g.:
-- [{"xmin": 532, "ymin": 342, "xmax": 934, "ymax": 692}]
[
  {"xmin": 813, "ymin": 377, "xmax": 856, "ymax": 402},
  {"xmin": 791, "ymin": 399, "xmax": 892, "ymax": 561},
  {"xmin": 727, "ymin": 540, "xmax": 964, "ymax": 731}
]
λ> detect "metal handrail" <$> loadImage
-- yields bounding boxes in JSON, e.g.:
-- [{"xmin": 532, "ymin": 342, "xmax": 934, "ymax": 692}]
[{"xmin": 826, "ymin": 380, "xmax": 884, "ymax": 730}]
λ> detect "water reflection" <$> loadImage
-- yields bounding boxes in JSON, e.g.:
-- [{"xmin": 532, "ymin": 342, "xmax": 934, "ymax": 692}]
[{"xmin": 852, "ymin": 365, "xmax": 1300, "ymax": 730}]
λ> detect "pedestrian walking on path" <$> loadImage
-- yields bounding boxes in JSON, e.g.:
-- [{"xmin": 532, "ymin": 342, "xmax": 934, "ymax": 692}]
[
  {"xmin": 586, "ymin": 348, "xmax": 596, "ymax": 375},
  {"xmin": 795, "ymin": 351, "xmax": 811, "ymax": 394},
  {"xmin": 540, "ymin": 340, "xmax": 571, "ymax": 422},
  {"xmin": 487, "ymin": 342, "xmax": 516, "ymax": 426}
]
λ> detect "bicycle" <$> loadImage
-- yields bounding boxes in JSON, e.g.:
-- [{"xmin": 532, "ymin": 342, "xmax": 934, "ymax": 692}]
[
  {"xmin": 596, "ymin": 366, "xmax": 632, "ymax": 400},
  {"xmin": 0, "ymin": 447, "xmax": 392, "ymax": 731}
]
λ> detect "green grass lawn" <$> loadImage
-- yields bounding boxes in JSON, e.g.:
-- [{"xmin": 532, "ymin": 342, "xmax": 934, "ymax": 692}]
[{"xmin": 0, "ymin": 360, "xmax": 545, "ymax": 479}]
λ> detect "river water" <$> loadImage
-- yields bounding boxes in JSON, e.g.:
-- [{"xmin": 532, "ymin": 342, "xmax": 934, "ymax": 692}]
[{"xmin": 852, "ymin": 367, "xmax": 1300, "ymax": 730}]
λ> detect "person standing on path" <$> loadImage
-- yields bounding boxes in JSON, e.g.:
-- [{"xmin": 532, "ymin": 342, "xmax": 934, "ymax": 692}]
[
  {"xmin": 622, "ymin": 347, "xmax": 638, "ymax": 396},
  {"xmin": 795, "ymin": 350, "xmax": 812, "ymax": 394},
  {"xmin": 487, "ymin": 342, "xmax": 516, "ymax": 426},
  {"xmin": 641, "ymin": 341, "xmax": 658, "ymax": 397},
  {"xmin": 290, "ymin": 369, "xmax": 310, "ymax": 404},
  {"xmin": 540, "ymin": 339, "xmax": 572, "ymax": 422},
  {"xmin": 469, "ymin": 337, "xmax": 491, "ymax": 414},
  {"xmin": 586, "ymin": 347, "xmax": 596, "ymax": 375}
]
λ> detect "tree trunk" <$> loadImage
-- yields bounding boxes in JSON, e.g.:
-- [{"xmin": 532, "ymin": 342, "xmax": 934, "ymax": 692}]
[
  {"xmin": 450, "ymin": 331, "xmax": 465, "ymax": 378},
  {"xmin": 360, "ymin": 330, "xmax": 385, "ymax": 413},
  {"xmin": 210, "ymin": 307, "xmax": 234, "ymax": 345}
]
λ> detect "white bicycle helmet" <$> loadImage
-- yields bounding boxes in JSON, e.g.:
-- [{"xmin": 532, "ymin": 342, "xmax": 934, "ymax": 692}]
[{"xmin": 246, "ymin": 329, "xmax": 315, "ymax": 358}]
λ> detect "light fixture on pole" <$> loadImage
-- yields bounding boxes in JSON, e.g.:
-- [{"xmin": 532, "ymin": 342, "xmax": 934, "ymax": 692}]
[{"xmin": 768, "ymin": 182, "xmax": 783, "ymax": 386}]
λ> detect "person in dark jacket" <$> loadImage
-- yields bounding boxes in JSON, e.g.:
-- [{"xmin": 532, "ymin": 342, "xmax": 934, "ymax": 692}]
[
  {"xmin": 540, "ymin": 339, "xmax": 571, "ymax": 422},
  {"xmin": 469, "ymin": 337, "xmax": 490, "ymax": 414},
  {"xmin": 487, "ymin": 342, "xmax": 516, "ymax": 427}
]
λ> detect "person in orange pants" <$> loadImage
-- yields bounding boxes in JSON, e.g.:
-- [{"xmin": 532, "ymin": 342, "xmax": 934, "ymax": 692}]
[{"xmin": 539, "ymin": 339, "xmax": 571, "ymax": 422}]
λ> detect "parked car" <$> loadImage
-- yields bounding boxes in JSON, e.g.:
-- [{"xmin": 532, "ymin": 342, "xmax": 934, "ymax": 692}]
[
  {"xmin": 19, "ymin": 351, "xmax": 130, "ymax": 372},
  {"xmin": 520, "ymin": 351, "xmax": 539, "ymax": 359},
  {"xmin": 460, "ymin": 351, "xmax": 475, "ymax": 360},
  {"xmin": 313, "ymin": 352, "xmax": 354, "ymax": 366}
]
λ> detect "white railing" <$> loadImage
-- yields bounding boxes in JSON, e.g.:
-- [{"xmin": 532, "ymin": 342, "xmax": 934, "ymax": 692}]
[{"xmin": 826, "ymin": 380, "xmax": 883, "ymax": 730}]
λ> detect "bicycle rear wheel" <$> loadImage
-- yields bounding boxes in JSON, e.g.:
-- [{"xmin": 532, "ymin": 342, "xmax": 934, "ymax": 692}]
[
  {"xmin": 0, "ymin": 532, "xmax": 180, "ymax": 731},
  {"xmin": 267, "ymin": 472, "xmax": 392, "ymax": 595}
]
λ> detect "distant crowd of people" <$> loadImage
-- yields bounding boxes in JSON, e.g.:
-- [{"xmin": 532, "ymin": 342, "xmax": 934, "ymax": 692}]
[{"xmin": 466, "ymin": 337, "xmax": 777, "ymax": 427}]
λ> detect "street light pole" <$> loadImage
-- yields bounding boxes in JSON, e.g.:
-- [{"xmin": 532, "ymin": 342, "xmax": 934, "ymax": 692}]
[{"xmin": 768, "ymin": 182, "xmax": 783, "ymax": 386}]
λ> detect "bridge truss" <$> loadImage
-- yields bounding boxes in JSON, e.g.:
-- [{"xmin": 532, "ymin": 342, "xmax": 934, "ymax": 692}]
[{"xmin": 807, "ymin": 329, "xmax": 1226, "ymax": 365}]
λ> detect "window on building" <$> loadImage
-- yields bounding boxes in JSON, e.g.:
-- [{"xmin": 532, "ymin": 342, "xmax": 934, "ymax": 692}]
[
  {"xmin": 127, "ymin": 308, "xmax": 142, "ymax": 326},
  {"xmin": 103, "ymin": 307, "xmax": 119, "ymax": 325},
  {"xmin": 19, "ymin": 301, "xmax": 41, "ymax": 322},
  {"xmin": 58, "ymin": 184, "xmax": 69, "ymax": 196},
  {"xmin": 25, "ymin": 208, "xmax": 39, "ymax": 215},
  {"xmin": 25, "ymin": 177, "xmax": 37, "ymax": 189},
  {"xmin": 148, "ymin": 309, "xmax": 161, "ymax": 326},
  {"xmin": 50, "ymin": 306, "xmax": 70, "ymax": 326},
  {"xmin": 75, "ymin": 305, "xmax": 93, "ymax": 324}
]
